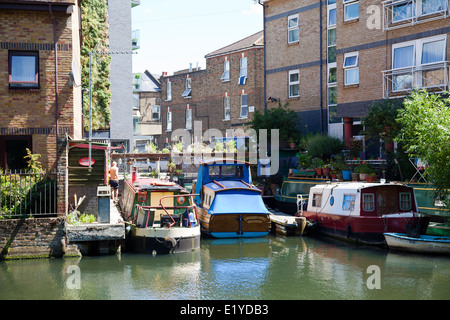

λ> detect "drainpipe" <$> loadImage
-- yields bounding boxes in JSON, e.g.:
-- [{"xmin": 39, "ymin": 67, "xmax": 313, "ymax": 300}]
[
  {"xmin": 49, "ymin": 5, "xmax": 59, "ymax": 159},
  {"xmin": 258, "ymin": 0, "xmax": 266, "ymax": 111},
  {"xmin": 319, "ymin": 0, "xmax": 324, "ymax": 134}
]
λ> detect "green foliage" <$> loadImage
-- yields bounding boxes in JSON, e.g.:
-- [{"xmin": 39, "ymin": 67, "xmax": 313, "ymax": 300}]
[
  {"xmin": 251, "ymin": 100, "xmax": 301, "ymax": 143},
  {"xmin": 81, "ymin": 0, "xmax": 111, "ymax": 130},
  {"xmin": 363, "ymin": 99, "xmax": 403, "ymax": 142},
  {"xmin": 24, "ymin": 148, "xmax": 43, "ymax": 173},
  {"xmin": 354, "ymin": 162, "xmax": 374, "ymax": 174},
  {"xmin": 305, "ymin": 133, "xmax": 345, "ymax": 161},
  {"xmin": 396, "ymin": 90, "xmax": 450, "ymax": 208}
]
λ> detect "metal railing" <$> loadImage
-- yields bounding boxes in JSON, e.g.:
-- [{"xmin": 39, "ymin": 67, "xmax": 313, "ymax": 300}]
[
  {"xmin": 0, "ymin": 170, "xmax": 59, "ymax": 218},
  {"xmin": 383, "ymin": 0, "xmax": 449, "ymax": 31},
  {"xmin": 382, "ymin": 61, "xmax": 449, "ymax": 98}
]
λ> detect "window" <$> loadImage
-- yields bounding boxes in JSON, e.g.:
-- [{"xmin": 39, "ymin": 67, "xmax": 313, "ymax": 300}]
[
  {"xmin": 133, "ymin": 94, "xmax": 139, "ymax": 109},
  {"xmin": 344, "ymin": 0, "xmax": 359, "ymax": 21},
  {"xmin": 392, "ymin": 35, "xmax": 447, "ymax": 90},
  {"xmin": 312, "ymin": 193, "xmax": 322, "ymax": 207},
  {"xmin": 363, "ymin": 194, "xmax": 375, "ymax": 211},
  {"xmin": 288, "ymin": 14, "xmax": 299, "ymax": 44},
  {"xmin": 328, "ymin": 6, "xmax": 336, "ymax": 26},
  {"xmin": 288, "ymin": 70, "xmax": 300, "ymax": 98},
  {"xmin": 392, "ymin": 0, "xmax": 447, "ymax": 22},
  {"xmin": 221, "ymin": 59, "xmax": 230, "ymax": 82},
  {"xmin": 400, "ymin": 192, "xmax": 412, "ymax": 210},
  {"xmin": 240, "ymin": 93, "xmax": 248, "ymax": 118},
  {"xmin": 224, "ymin": 94, "xmax": 230, "ymax": 120},
  {"xmin": 182, "ymin": 77, "xmax": 191, "ymax": 98},
  {"xmin": 166, "ymin": 108, "xmax": 172, "ymax": 132},
  {"xmin": 328, "ymin": 65, "xmax": 337, "ymax": 84},
  {"xmin": 239, "ymin": 57, "xmax": 247, "ymax": 85},
  {"xmin": 342, "ymin": 194, "xmax": 356, "ymax": 211},
  {"xmin": 186, "ymin": 104, "xmax": 192, "ymax": 130},
  {"xmin": 392, "ymin": 1, "xmax": 414, "ymax": 22},
  {"xmin": 422, "ymin": 0, "xmax": 447, "ymax": 15},
  {"xmin": 166, "ymin": 80, "xmax": 172, "ymax": 101},
  {"xmin": 344, "ymin": 52, "xmax": 359, "ymax": 85},
  {"xmin": 8, "ymin": 51, "xmax": 39, "ymax": 89},
  {"xmin": 152, "ymin": 105, "xmax": 160, "ymax": 121}
]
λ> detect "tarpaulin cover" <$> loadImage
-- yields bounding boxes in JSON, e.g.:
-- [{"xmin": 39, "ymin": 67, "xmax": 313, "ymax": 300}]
[{"xmin": 208, "ymin": 189, "xmax": 269, "ymax": 215}]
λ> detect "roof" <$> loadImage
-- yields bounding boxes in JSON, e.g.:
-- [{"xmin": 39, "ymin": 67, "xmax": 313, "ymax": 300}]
[
  {"xmin": 139, "ymin": 71, "xmax": 161, "ymax": 92},
  {"xmin": 205, "ymin": 30, "xmax": 263, "ymax": 58}
]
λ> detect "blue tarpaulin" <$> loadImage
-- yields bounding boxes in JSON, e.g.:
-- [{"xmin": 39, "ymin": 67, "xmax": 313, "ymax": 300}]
[{"xmin": 208, "ymin": 190, "xmax": 269, "ymax": 215}]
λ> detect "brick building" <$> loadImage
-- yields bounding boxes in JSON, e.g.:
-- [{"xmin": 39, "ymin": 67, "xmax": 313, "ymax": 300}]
[
  {"xmin": 159, "ymin": 31, "xmax": 264, "ymax": 147},
  {"xmin": 0, "ymin": 0, "xmax": 82, "ymax": 172},
  {"xmin": 261, "ymin": 0, "xmax": 450, "ymax": 153}
]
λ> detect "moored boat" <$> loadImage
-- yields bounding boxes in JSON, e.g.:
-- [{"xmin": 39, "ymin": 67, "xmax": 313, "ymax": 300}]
[
  {"xmin": 121, "ymin": 178, "xmax": 201, "ymax": 254},
  {"xmin": 300, "ymin": 181, "xmax": 429, "ymax": 245},
  {"xmin": 274, "ymin": 176, "xmax": 330, "ymax": 214},
  {"xmin": 384, "ymin": 233, "xmax": 450, "ymax": 255},
  {"xmin": 192, "ymin": 159, "xmax": 271, "ymax": 238}
]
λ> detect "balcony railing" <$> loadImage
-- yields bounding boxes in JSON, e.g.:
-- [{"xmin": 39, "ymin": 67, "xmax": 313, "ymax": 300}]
[
  {"xmin": 131, "ymin": 0, "xmax": 140, "ymax": 8},
  {"xmin": 383, "ymin": 0, "xmax": 449, "ymax": 30},
  {"xmin": 382, "ymin": 61, "xmax": 449, "ymax": 98}
]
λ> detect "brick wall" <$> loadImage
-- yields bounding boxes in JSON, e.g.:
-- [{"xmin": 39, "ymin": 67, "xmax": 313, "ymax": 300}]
[{"xmin": 0, "ymin": 218, "xmax": 66, "ymax": 260}]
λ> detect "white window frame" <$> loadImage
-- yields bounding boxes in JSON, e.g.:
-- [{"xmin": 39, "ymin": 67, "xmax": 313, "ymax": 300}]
[
  {"xmin": 152, "ymin": 105, "xmax": 160, "ymax": 122},
  {"xmin": 240, "ymin": 92, "xmax": 248, "ymax": 119},
  {"xmin": 182, "ymin": 76, "xmax": 192, "ymax": 98},
  {"xmin": 327, "ymin": 4, "xmax": 337, "ymax": 27},
  {"xmin": 399, "ymin": 192, "xmax": 412, "ymax": 211},
  {"xmin": 288, "ymin": 14, "xmax": 300, "ymax": 44},
  {"xmin": 166, "ymin": 108, "xmax": 172, "ymax": 132},
  {"xmin": 288, "ymin": 69, "xmax": 300, "ymax": 98},
  {"xmin": 344, "ymin": 0, "xmax": 359, "ymax": 21},
  {"xmin": 239, "ymin": 56, "xmax": 247, "ymax": 85},
  {"xmin": 312, "ymin": 193, "xmax": 322, "ymax": 207},
  {"xmin": 391, "ymin": 35, "xmax": 447, "ymax": 91},
  {"xmin": 221, "ymin": 59, "xmax": 230, "ymax": 82},
  {"xmin": 363, "ymin": 193, "xmax": 375, "ymax": 212},
  {"xmin": 392, "ymin": 0, "xmax": 448, "ymax": 23},
  {"xmin": 224, "ymin": 93, "xmax": 230, "ymax": 121},
  {"xmin": 343, "ymin": 52, "xmax": 359, "ymax": 85},
  {"xmin": 166, "ymin": 80, "xmax": 172, "ymax": 101},
  {"xmin": 185, "ymin": 104, "xmax": 192, "ymax": 130}
]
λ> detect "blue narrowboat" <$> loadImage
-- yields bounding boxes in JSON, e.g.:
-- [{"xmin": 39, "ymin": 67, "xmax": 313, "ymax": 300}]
[{"xmin": 192, "ymin": 159, "xmax": 270, "ymax": 238}]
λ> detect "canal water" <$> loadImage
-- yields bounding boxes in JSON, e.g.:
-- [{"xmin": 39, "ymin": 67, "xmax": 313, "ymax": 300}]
[{"xmin": 0, "ymin": 235, "xmax": 449, "ymax": 300}]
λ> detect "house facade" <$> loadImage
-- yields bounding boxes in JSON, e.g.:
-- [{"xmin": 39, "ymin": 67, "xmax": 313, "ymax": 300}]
[
  {"xmin": 0, "ymin": 0, "xmax": 82, "ymax": 214},
  {"xmin": 261, "ymin": 0, "xmax": 450, "ymax": 152},
  {"xmin": 159, "ymin": 31, "xmax": 264, "ymax": 148}
]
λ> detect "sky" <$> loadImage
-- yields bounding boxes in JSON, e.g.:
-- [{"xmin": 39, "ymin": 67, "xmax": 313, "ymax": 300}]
[{"xmin": 131, "ymin": 0, "xmax": 263, "ymax": 76}]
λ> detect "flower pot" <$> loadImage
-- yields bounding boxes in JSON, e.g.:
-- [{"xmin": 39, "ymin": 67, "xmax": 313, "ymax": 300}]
[
  {"xmin": 342, "ymin": 170, "xmax": 351, "ymax": 180},
  {"xmin": 315, "ymin": 168, "xmax": 323, "ymax": 176},
  {"xmin": 331, "ymin": 173, "xmax": 337, "ymax": 179},
  {"xmin": 359, "ymin": 173, "xmax": 368, "ymax": 181},
  {"xmin": 322, "ymin": 167, "xmax": 331, "ymax": 176},
  {"xmin": 366, "ymin": 175, "xmax": 378, "ymax": 182},
  {"xmin": 351, "ymin": 173, "xmax": 359, "ymax": 181}
]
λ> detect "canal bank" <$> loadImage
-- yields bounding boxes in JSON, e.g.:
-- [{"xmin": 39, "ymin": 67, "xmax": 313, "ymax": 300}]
[{"xmin": 0, "ymin": 199, "xmax": 125, "ymax": 260}]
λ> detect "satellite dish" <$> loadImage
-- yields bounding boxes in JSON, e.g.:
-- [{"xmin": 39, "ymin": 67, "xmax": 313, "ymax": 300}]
[{"xmin": 71, "ymin": 59, "xmax": 81, "ymax": 87}]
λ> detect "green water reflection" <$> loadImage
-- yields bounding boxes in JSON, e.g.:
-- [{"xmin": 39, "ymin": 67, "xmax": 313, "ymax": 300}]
[{"xmin": 1, "ymin": 236, "xmax": 449, "ymax": 300}]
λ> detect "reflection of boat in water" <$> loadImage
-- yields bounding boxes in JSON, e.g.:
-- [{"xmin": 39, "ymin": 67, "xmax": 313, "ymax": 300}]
[
  {"xmin": 122, "ymin": 178, "xmax": 201, "ymax": 254},
  {"xmin": 274, "ymin": 176, "xmax": 330, "ymax": 214},
  {"xmin": 192, "ymin": 159, "xmax": 270, "ymax": 238},
  {"xmin": 300, "ymin": 182, "xmax": 429, "ymax": 245},
  {"xmin": 384, "ymin": 233, "xmax": 450, "ymax": 255}
]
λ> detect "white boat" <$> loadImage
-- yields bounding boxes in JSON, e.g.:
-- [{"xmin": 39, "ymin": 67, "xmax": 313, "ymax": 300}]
[{"xmin": 384, "ymin": 233, "xmax": 450, "ymax": 255}]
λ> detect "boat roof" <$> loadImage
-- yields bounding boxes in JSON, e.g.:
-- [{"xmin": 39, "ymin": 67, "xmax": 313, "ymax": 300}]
[
  {"xmin": 127, "ymin": 178, "xmax": 185, "ymax": 192},
  {"xmin": 199, "ymin": 158, "xmax": 250, "ymax": 166},
  {"xmin": 311, "ymin": 181, "xmax": 410, "ymax": 191},
  {"xmin": 204, "ymin": 180, "xmax": 258, "ymax": 192}
]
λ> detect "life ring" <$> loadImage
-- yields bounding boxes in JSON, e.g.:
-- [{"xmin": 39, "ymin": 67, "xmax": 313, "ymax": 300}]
[{"xmin": 177, "ymin": 196, "xmax": 185, "ymax": 204}]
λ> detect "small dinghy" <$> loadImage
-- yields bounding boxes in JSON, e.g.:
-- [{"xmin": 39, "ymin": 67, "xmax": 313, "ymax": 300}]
[{"xmin": 384, "ymin": 233, "xmax": 450, "ymax": 255}]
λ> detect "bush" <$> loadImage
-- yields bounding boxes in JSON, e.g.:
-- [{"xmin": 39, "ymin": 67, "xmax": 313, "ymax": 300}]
[{"xmin": 305, "ymin": 134, "xmax": 345, "ymax": 161}]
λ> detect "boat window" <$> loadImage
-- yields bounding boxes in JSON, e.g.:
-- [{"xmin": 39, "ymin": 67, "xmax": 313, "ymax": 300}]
[
  {"xmin": 208, "ymin": 165, "xmax": 244, "ymax": 179},
  {"xmin": 342, "ymin": 194, "xmax": 356, "ymax": 211},
  {"xmin": 400, "ymin": 192, "xmax": 411, "ymax": 211},
  {"xmin": 312, "ymin": 193, "xmax": 322, "ymax": 207},
  {"xmin": 363, "ymin": 193, "xmax": 375, "ymax": 211}
]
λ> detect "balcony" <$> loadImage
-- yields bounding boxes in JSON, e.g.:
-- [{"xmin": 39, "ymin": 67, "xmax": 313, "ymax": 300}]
[
  {"xmin": 131, "ymin": 0, "xmax": 140, "ymax": 8},
  {"xmin": 383, "ymin": 0, "xmax": 449, "ymax": 30},
  {"xmin": 382, "ymin": 61, "xmax": 449, "ymax": 98},
  {"xmin": 132, "ymin": 30, "xmax": 140, "ymax": 50}
]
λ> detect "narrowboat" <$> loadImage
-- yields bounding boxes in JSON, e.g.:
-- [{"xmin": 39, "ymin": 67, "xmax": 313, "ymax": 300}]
[
  {"xmin": 384, "ymin": 233, "xmax": 450, "ymax": 255},
  {"xmin": 192, "ymin": 159, "xmax": 271, "ymax": 238},
  {"xmin": 274, "ymin": 176, "xmax": 330, "ymax": 214},
  {"xmin": 121, "ymin": 178, "xmax": 201, "ymax": 254},
  {"xmin": 300, "ymin": 181, "xmax": 429, "ymax": 245}
]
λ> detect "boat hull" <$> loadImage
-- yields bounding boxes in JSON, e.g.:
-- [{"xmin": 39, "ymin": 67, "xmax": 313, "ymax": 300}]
[
  {"xmin": 302, "ymin": 211, "xmax": 428, "ymax": 245},
  {"xmin": 384, "ymin": 233, "xmax": 450, "ymax": 255},
  {"xmin": 197, "ymin": 207, "xmax": 270, "ymax": 238},
  {"xmin": 126, "ymin": 225, "xmax": 201, "ymax": 254}
]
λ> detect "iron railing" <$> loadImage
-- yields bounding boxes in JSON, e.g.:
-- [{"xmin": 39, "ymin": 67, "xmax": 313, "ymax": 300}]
[{"xmin": 0, "ymin": 170, "xmax": 59, "ymax": 218}]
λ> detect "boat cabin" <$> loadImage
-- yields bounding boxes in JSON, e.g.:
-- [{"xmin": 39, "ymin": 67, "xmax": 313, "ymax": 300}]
[{"xmin": 306, "ymin": 182, "xmax": 418, "ymax": 217}]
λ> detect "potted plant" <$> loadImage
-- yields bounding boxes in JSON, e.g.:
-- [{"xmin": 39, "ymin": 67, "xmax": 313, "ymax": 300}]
[
  {"xmin": 322, "ymin": 163, "xmax": 331, "ymax": 177},
  {"xmin": 355, "ymin": 162, "xmax": 373, "ymax": 181},
  {"xmin": 312, "ymin": 158, "xmax": 325, "ymax": 176},
  {"xmin": 366, "ymin": 173, "xmax": 378, "ymax": 182}
]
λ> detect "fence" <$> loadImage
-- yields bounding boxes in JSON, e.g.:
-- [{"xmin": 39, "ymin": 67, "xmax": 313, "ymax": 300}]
[{"xmin": 0, "ymin": 170, "xmax": 59, "ymax": 218}]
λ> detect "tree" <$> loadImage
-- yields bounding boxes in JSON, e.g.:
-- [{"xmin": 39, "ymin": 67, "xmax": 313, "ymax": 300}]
[
  {"xmin": 251, "ymin": 100, "xmax": 300, "ymax": 143},
  {"xmin": 396, "ymin": 90, "xmax": 450, "ymax": 208}
]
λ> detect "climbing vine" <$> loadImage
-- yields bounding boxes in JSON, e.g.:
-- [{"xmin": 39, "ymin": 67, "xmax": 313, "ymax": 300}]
[{"xmin": 81, "ymin": 0, "xmax": 111, "ymax": 130}]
